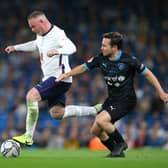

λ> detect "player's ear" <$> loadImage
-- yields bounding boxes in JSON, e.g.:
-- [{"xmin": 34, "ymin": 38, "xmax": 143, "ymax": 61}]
[
  {"xmin": 39, "ymin": 19, "xmax": 44, "ymax": 23},
  {"xmin": 111, "ymin": 45, "xmax": 118, "ymax": 50}
]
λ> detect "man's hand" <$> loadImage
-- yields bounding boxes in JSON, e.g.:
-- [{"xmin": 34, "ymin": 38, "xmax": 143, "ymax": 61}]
[
  {"xmin": 56, "ymin": 73, "xmax": 69, "ymax": 81},
  {"xmin": 47, "ymin": 50, "xmax": 59, "ymax": 57},
  {"xmin": 159, "ymin": 92, "xmax": 168, "ymax": 103},
  {"xmin": 4, "ymin": 46, "xmax": 15, "ymax": 54}
]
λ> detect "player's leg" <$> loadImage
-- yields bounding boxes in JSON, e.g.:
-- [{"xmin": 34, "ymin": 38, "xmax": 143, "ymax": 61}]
[
  {"xmin": 13, "ymin": 87, "xmax": 41, "ymax": 146},
  {"xmin": 12, "ymin": 77, "xmax": 63, "ymax": 146},
  {"xmin": 91, "ymin": 120, "xmax": 115, "ymax": 150},
  {"xmin": 96, "ymin": 110, "xmax": 127, "ymax": 145},
  {"xmin": 104, "ymin": 100, "xmax": 136, "ymax": 156},
  {"xmin": 62, "ymin": 104, "xmax": 102, "ymax": 119},
  {"xmin": 45, "ymin": 77, "xmax": 102, "ymax": 119},
  {"xmin": 25, "ymin": 88, "xmax": 41, "ymax": 136},
  {"xmin": 95, "ymin": 110, "xmax": 127, "ymax": 157},
  {"xmin": 49, "ymin": 102, "xmax": 102, "ymax": 119}
]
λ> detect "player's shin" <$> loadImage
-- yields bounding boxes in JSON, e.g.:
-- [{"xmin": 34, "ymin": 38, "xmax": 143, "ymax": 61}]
[
  {"xmin": 63, "ymin": 105, "xmax": 98, "ymax": 119},
  {"xmin": 101, "ymin": 135, "xmax": 115, "ymax": 152},
  {"xmin": 26, "ymin": 101, "xmax": 39, "ymax": 137},
  {"xmin": 107, "ymin": 128, "xmax": 128, "ymax": 153},
  {"xmin": 109, "ymin": 128, "xmax": 127, "ymax": 144}
]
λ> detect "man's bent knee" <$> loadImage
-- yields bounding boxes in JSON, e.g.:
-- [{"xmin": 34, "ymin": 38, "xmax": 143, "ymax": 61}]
[
  {"xmin": 95, "ymin": 117, "xmax": 115, "ymax": 132},
  {"xmin": 26, "ymin": 88, "xmax": 41, "ymax": 102},
  {"xmin": 95, "ymin": 117, "xmax": 105, "ymax": 129},
  {"xmin": 49, "ymin": 106, "xmax": 64, "ymax": 120}
]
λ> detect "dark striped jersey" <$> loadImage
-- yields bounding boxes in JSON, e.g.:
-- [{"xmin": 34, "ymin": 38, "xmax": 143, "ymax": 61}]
[{"xmin": 84, "ymin": 51, "xmax": 147, "ymax": 101}]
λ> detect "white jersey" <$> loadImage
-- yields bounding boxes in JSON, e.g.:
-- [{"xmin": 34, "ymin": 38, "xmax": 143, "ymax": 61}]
[{"xmin": 14, "ymin": 25, "xmax": 76, "ymax": 82}]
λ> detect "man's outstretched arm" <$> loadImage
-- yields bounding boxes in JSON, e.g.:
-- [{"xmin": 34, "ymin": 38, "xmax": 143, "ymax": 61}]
[
  {"xmin": 5, "ymin": 40, "xmax": 37, "ymax": 54},
  {"xmin": 57, "ymin": 64, "xmax": 87, "ymax": 81},
  {"xmin": 144, "ymin": 68, "xmax": 168, "ymax": 102}
]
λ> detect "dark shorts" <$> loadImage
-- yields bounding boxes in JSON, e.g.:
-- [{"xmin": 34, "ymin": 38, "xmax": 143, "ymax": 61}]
[
  {"xmin": 102, "ymin": 97, "xmax": 136, "ymax": 123},
  {"xmin": 35, "ymin": 77, "xmax": 71, "ymax": 108}
]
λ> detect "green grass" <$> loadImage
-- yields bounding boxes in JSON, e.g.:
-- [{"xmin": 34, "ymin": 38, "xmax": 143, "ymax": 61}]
[{"xmin": 0, "ymin": 148, "xmax": 168, "ymax": 168}]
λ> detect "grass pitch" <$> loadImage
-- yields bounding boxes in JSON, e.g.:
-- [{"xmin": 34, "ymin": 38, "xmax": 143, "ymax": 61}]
[{"xmin": 0, "ymin": 148, "xmax": 168, "ymax": 168}]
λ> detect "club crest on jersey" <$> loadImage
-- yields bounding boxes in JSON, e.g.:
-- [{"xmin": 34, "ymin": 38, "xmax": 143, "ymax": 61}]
[{"xmin": 118, "ymin": 63, "xmax": 125, "ymax": 70}]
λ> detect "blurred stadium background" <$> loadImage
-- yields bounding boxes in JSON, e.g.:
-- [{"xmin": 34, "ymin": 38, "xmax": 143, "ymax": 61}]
[{"xmin": 0, "ymin": 0, "xmax": 168, "ymax": 151}]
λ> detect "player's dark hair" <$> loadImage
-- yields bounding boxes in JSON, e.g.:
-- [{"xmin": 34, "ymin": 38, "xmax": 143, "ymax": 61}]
[
  {"xmin": 103, "ymin": 32, "xmax": 123, "ymax": 49},
  {"xmin": 28, "ymin": 11, "xmax": 45, "ymax": 19}
]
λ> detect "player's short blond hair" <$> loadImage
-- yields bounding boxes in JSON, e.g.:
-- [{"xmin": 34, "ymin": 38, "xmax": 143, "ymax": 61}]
[{"xmin": 28, "ymin": 11, "xmax": 45, "ymax": 20}]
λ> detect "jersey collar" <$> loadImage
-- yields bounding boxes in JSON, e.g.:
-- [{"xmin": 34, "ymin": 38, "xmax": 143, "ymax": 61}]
[
  {"xmin": 42, "ymin": 25, "xmax": 54, "ymax": 36},
  {"xmin": 114, "ymin": 50, "xmax": 122, "ymax": 61}
]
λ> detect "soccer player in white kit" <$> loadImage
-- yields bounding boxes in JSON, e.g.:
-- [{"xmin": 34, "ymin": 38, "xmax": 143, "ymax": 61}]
[{"xmin": 4, "ymin": 11, "xmax": 101, "ymax": 146}]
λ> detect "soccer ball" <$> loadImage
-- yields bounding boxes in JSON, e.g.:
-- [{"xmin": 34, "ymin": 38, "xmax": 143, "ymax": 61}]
[{"xmin": 0, "ymin": 139, "xmax": 21, "ymax": 158}]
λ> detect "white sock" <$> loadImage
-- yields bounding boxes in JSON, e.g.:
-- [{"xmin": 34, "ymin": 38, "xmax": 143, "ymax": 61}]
[
  {"xmin": 25, "ymin": 101, "xmax": 39, "ymax": 137},
  {"xmin": 63, "ymin": 105, "xmax": 97, "ymax": 119}
]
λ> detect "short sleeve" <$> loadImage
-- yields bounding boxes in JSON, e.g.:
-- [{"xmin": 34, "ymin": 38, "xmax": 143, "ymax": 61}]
[
  {"xmin": 130, "ymin": 56, "xmax": 147, "ymax": 74},
  {"xmin": 84, "ymin": 56, "xmax": 100, "ymax": 71}
]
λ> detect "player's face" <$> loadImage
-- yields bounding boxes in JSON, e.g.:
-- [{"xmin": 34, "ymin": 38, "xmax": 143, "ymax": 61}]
[
  {"xmin": 101, "ymin": 38, "xmax": 114, "ymax": 56},
  {"xmin": 28, "ymin": 18, "xmax": 43, "ymax": 35}
]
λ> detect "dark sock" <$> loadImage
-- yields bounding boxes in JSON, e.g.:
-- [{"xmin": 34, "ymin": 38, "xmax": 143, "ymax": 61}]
[
  {"xmin": 101, "ymin": 137, "xmax": 115, "ymax": 151},
  {"xmin": 108, "ymin": 129, "xmax": 126, "ymax": 144}
]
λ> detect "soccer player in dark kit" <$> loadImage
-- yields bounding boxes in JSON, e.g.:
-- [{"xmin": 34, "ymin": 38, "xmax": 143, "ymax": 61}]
[{"xmin": 57, "ymin": 32, "xmax": 168, "ymax": 158}]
